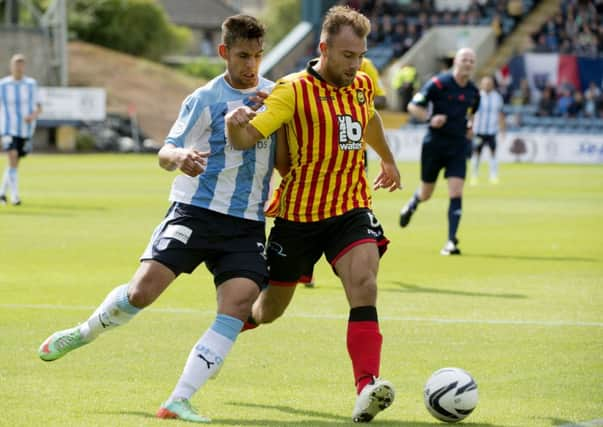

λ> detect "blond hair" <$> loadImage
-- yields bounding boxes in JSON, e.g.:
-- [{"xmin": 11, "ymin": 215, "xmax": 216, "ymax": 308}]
[{"xmin": 320, "ymin": 5, "xmax": 370, "ymax": 44}]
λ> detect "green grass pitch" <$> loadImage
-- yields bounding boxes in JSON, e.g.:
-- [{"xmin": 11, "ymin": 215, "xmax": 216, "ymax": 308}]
[{"xmin": 1, "ymin": 154, "xmax": 601, "ymax": 427}]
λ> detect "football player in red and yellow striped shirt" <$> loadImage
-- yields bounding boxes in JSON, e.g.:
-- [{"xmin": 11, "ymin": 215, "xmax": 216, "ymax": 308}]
[{"xmin": 226, "ymin": 6, "xmax": 401, "ymax": 423}]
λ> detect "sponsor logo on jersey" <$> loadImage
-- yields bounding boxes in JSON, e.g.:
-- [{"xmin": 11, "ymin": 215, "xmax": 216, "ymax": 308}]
[{"xmin": 337, "ymin": 115, "xmax": 362, "ymax": 151}]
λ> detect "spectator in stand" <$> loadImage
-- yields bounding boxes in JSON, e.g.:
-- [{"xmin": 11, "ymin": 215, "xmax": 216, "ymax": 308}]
[
  {"xmin": 367, "ymin": 14, "xmax": 382, "ymax": 46},
  {"xmin": 584, "ymin": 81, "xmax": 601, "ymax": 117},
  {"xmin": 466, "ymin": 9, "xmax": 480, "ymax": 26},
  {"xmin": 391, "ymin": 23, "xmax": 406, "ymax": 57},
  {"xmin": 537, "ymin": 86, "xmax": 556, "ymax": 117},
  {"xmin": 597, "ymin": 92, "xmax": 603, "ymax": 118},
  {"xmin": 533, "ymin": 33, "xmax": 550, "ymax": 52},
  {"xmin": 507, "ymin": 0, "xmax": 523, "ymax": 27},
  {"xmin": 568, "ymin": 90, "xmax": 585, "ymax": 117},
  {"xmin": 442, "ymin": 11, "xmax": 455, "ymax": 25},
  {"xmin": 491, "ymin": 14, "xmax": 503, "ymax": 44},
  {"xmin": 576, "ymin": 24, "xmax": 598, "ymax": 56},
  {"xmin": 532, "ymin": 0, "xmax": 600, "ymax": 55},
  {"xmin": 510, "ymin": 78, "xmax": 531, "ymax": 106},
  {"xmin": 556, "ymin": 88, "xmax": 574, "ymax": 117},
  {"xmin": 381, "ymin": 15, "xmax": 394, "ymax": 45},
  {"xmin": 403, "ymin": 23, "xmax": 418, "ymax": 53},
  {"xmin": 417, "ymin": 12, "xmax": 429, "ymax": 36}
]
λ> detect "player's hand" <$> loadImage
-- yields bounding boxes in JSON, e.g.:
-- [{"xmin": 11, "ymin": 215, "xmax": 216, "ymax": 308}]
[
  {"xmin": 178, "ymin": 149, "xmax": 209, "ymax": 177},
  {"xmin": 248, "ymin": 90, "xmax": 269, "ymax": 111},
  {"xmin": 430, "ymin": 114, "xmax": 447, "ymax": 128},
  {"xmin": 225, "ymin": 106, "xmax": 256, "ymax": 128},
  {"xmin": 24, "ymin": 114, "xmax": 35, "ymax": 123},
  {"xmin": 373, "ymin": 160, "xmax": 402, "ymax": 192}
]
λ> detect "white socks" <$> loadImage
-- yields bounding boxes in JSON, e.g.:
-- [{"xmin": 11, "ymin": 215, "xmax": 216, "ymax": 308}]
[
  {"xmin": 1, "ymin": 168, "xmax": 20, "ymax": 202},
  {"xmin": 489, "ymin": 155, "xmax": 498, "ymax": 179},
  {"xmin": 79, "ymin": 284, "xmax": 140, "ymax": 340},
  {"xmin": 470, "ymin": 155, "xmax": 479, "ymax": 178},
  {"xmin": 168, "ymin": 314, "xmax": 243, "ymax": 402}
]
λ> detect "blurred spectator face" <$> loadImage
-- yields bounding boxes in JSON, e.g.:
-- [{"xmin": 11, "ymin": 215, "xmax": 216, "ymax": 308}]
[{"xmin": 480, "ymin": 76, "xmax": 495, "ymax": 92}]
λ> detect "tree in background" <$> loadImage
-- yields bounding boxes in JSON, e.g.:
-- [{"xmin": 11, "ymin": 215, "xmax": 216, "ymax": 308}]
[
  {"xmin": 69, "ymin": 0, "xmax": 190, "ymax": 61},
  {"xmin": 261, "ymin": 0, "xmax": 300, "ymax": 50},
  {"xmin": 1, "ymin": 0, "xmax": 190, "ymax": 61}
]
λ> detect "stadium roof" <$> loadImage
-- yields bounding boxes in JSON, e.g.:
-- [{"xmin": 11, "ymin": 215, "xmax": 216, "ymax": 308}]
[{"xmin": 159, "ymin": 0, "xmax": 239, "ymax": 29}]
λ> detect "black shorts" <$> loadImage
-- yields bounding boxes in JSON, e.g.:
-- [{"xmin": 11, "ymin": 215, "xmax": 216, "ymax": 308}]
[
  {"xmin": 420, "ymin": 137, "xmax": 467, "ymax": 183},
  {"xmin": 3, "ymin": 136, "xmax": 30, "ymax": 158},
  {"xmin": 267, "ymin": 208, "xmax": 389, "ymax": 284},
  {"xmin": 140, "ymin": 203, "xmax": 268, "ymax": 288},
  {"xmin": 474, "ymin": 134, "xmax": 497, "ymax": 155}
]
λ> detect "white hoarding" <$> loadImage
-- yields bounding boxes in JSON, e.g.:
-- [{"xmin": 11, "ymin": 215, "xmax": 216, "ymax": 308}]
[
  {"xmin": 38, "ymin": 87, "xmax": 106, "ymax": 122},
  {"xmin": 372, "ymin": 128, "xmax": 603, "ymax": 164}
]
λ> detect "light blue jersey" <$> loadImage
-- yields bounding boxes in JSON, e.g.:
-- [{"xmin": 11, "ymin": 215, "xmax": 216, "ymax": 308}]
[
  {"xmin": 0, "ymin": 76, "xmax": 39, "ymax": 138},
  {"xmin": 165, "ymin": 74, "xmax": 275, "ymax": 222}
]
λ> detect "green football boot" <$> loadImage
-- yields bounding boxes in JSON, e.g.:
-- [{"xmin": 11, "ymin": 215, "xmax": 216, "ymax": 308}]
[{"xmin": 38, "ymin": 326, "xmax": 89, "ymax": 361}]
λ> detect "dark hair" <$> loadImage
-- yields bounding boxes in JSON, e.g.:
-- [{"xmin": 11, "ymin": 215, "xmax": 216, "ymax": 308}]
[
  {"xmin": 320, "ymin": 5, "xmax": 370, "ymax": 44},
  {"xmin": 221, "ymin": 15, "xmax": 265, "ymax": 48}
]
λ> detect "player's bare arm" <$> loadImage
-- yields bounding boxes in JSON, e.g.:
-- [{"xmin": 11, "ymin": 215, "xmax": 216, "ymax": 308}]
[
  {"xmin": 158, "ymin": 143, "xmax": 208, "ymax": 177},
  {"xmin": 225, "ymin": 106, "xmax": 264, "ymax": 149},
  {"xmin": 365, "ymin": 112, "xmax": 402, "ymax": 192},
  {"xmin": 274, "ymin": 127, "xmax": 291, "ymax": 177}
]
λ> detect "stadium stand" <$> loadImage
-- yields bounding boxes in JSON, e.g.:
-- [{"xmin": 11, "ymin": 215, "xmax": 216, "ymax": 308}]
[
  {"xmin": 348, "ymin": 0, "xmax": 539, "ymax": 68},
  {"xmin": 348, "ymin": 0, "xmax": 603, "ymax": 133}
]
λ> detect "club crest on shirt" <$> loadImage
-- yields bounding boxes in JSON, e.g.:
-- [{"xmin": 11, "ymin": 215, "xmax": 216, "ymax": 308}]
[{"xmin": 356, "ymin": 90, "xmax": 366, "ymax": 105}]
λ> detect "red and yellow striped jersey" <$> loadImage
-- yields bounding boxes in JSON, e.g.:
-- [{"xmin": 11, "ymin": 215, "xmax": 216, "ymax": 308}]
[{"xmin": 251, "ymin": 61, "xmax": 375, "ymax": 222}]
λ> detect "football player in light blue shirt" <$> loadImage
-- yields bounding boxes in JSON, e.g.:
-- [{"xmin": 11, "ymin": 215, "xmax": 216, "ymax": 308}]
[
  {"xmin": 39, "ymin": 15, "xmax": 286, "ymax": 423},
  {"xmin": 0, "ymin": 53, "xmax": 41, "ymax": 206}
]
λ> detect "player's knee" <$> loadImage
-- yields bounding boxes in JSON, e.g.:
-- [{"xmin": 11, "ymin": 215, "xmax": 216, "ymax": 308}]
[
  {"xmin": 127, "ymin": 279, "xmax": 162, "ymax": 308},
  {"xmin": 347, "ymin": 274, "xmax": 378, "ymax": 305},
  {"xmin": 222, "ymin": 295, "xmax": 257, "ymax": 321},
  {"xmin": 254, "ymin": 296, "xmax": 288, "ymax": 324}
]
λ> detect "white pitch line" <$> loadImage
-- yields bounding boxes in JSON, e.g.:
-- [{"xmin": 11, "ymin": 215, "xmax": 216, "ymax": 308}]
[
  {"xmin": 1, "ymin": 303, "xmax": 602, "ymax": 327},
  {"xmin": 558, "ymin": 419, "xmax": 603, "ymax": 427}
]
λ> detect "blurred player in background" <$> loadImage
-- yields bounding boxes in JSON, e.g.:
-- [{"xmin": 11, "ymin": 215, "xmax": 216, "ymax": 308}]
[
  {"xmin": 470, "ymin": 75, "xmax": 505, "ymax": 185},
  {"xmin": 226, "ymin": 6, "xmax": 401, "ymax": 423},
  {"xmin": 361, "ymin": 57, "xmax": 387, "ymax": 109},
  {"xmin": 399, "ymin": 47, "xmax": 480, "ymax": 255},
  {"xmin": 38, "ymin": 15, "xmax": 283, "ymax": 423},
  {"xmin": 0, "ymin": 53, "xmax": 41, "ymax": 206}
]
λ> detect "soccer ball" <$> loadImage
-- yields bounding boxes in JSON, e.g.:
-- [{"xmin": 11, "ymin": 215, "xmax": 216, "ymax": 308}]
[{"xmin": 424, "ymin": 367, "xmax": 478, "ymax": 423}]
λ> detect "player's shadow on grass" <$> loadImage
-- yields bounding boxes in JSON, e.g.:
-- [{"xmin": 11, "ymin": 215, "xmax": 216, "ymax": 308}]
[
  {"xmin": 386, "ymin": 282, "xmax": 526, "ymax": 299},
  {"xmin": 465, "ymin": 253, "xmax": 598, "ymax": 263},
  {"xmin": 107, "ymin": 408, "xmax": 502, "ymax": 426},
  {"xmin": 549, "ymin": 417, "xmax": 603, "ymax": 426},
  {"xmin": 219, "ymin": 402, "xmax": 502, "ymax": 426}
]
